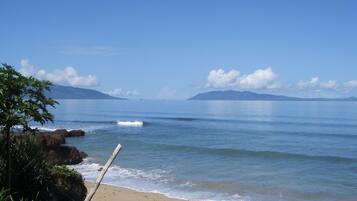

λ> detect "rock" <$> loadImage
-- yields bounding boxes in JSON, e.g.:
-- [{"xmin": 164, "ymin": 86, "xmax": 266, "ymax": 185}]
[
  {"xmin": 80, "ymin": 151, "xmax": 88, "ymax": 158},
  {"xmin": 53, "ymin": 129, "xmax": 69, "ymax": 136},
  {"xmin": 45, "ymin": 145, "xmax": 86, "ymax": 165},
  {"xmin": 66, "ymin": 130, "xmax": 85, "ymax": 137},
  {"xmin": 37, "ymin": 129, "xmax": 87, "ymax": 165},
  {"xmin": 49, "ymin": 166, "xmax": 87, "ymax": 201},
  {"xmin": 13, "ymin": 128, "xmax": 87, "ymax": 165},
  {"xmin": 37, "ymin": 133, "xmax": 66, "ymax": 147}
]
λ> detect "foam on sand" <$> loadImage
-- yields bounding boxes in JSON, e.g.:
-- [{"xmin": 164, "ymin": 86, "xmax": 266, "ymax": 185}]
[
  {"xmin": 117, "ymin": 121, "xmax": 144, "ymax": 127},
  {"xmin": 70, "ymin": 160, "xmax": 247, "ymax": 201}
]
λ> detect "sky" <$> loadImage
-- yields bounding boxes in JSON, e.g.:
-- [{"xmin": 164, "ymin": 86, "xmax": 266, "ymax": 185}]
[{"xmin": 1, "ymin": 0, "xmax": 357, "ymax": 99}]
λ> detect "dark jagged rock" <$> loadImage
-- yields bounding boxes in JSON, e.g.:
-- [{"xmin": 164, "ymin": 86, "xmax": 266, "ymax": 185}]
[
  {"xmin": 39, "ymin": 129, "xmax": 87, "ymax": 165},
  {"xmin": 53, "ymin": 129, "xmax": 69, "ymax": 136},
  {"xmin": 66, "ymin": 129, "xmax": 85, "ymax": 137},
  {"xmin": 38, "ymin": 133, "xmax": 66, "ymax": 146},
  {"xmin": 46, "ymin": 145, "xmax": 85, "ymax": 165},
  {"xmin": 80, "ymin": 151, "xmax": 88, "ymax": 159},
  {"xmin": 14, "ymin": 129, "xmax": 87, "ymax": 165}
]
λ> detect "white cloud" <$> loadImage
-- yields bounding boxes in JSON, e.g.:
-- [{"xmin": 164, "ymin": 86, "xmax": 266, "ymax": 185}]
[
  {"xmin": 321, "ymin": 80, "xmax": 338, "ymax": 89},
  {"xmin": 206, "ymin": 67, "xmax": 279, "ymax": 90},
  {"xmin": 107, "ymin": 88, "xmax": 139, "ymax": 97},
  {"xmin": 297, "ymin": 77, "xmax": 319, "ymax": 89},
  {"xmin": 19, "ymin": 59, "xmax": 97, "ymax": 87},
  {"xmin": 206, "ymin": 69, "xmax": 240, "ymax": 88},
  {"xmin": 344, "ymin": 80, "xmax": 357, "ymax": 88},
  {"xmin": 297, "ymin": 77, "xmax": 338, "ymax": 90},
  {"xmin": 238, "ymin": 68, "xmax": 278, "ymax": 89},
  {"xmin": 20, "ymin": 59, "xmax": 37, "ymax": 76}
]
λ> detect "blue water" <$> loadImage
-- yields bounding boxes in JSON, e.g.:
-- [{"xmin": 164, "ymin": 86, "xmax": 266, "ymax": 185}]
[{"xmin": 40, "ymin": 100, "xmax": 357, "ymax": 201}]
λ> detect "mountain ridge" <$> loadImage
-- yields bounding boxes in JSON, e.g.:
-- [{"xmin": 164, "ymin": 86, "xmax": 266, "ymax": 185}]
[
  {"xmin": 46, "ymin": 85, "xmax": 124, "ymax": 100},
  {"xmin": 189, "ymin": 90, "xmax": 357, "ymax": 101}
]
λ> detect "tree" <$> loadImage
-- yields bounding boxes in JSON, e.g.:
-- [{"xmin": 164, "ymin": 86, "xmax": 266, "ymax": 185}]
[{"xmin": 0, "ymin": 64, "xmax": 57, "ymax": 191}]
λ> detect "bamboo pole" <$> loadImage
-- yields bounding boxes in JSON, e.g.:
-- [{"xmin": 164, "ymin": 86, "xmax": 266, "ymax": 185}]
[{"xmin": 84, "ymin": 144, "xmax": 122, "ymax": 201}]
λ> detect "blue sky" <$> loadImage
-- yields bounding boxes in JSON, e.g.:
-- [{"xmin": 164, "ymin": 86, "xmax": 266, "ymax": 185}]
[{"xmin": 1, "ymin": 0, "xmax": 357, "ymax": 99}]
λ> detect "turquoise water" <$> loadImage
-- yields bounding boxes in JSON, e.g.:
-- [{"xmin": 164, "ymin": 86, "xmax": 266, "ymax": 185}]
[{"xmin": 42, "ymin": 100, "xmax": 357, "ymax": 201}]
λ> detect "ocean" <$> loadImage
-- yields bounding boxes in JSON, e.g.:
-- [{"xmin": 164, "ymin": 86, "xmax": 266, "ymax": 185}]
[{"xmin": 37, "ymin": 100, "xmax": 357, "ymax": 201}]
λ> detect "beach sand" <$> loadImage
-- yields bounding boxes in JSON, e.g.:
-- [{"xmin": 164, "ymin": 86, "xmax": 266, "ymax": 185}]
[{"xmin": 85, "ymin": 182, "xmax": 185, "ymax": 201}]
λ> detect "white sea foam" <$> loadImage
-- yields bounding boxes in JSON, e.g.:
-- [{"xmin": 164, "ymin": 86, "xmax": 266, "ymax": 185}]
[
  {"xmin": 13, "ymin": 125, "xmax": 104, "ymax": 133},
  {"xmin": 32, "ymin": 126, "xmax": 58, "ymax": 132},
  {"xmin": 70, "ymin": 161, "xmax": 248, "ymax": 201},
  {"xmin": 13, "ymin": 125, "xmax": 57, "ymax": 132},
  {"xmin": 117, "ymin": 121, "xmax": 144, "ymax": 127}
]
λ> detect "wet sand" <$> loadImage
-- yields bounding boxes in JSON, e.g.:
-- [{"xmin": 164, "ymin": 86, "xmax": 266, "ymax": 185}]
[{"xmin": 85, "ymin": 182, "xmax": 185, "ymax": 201}]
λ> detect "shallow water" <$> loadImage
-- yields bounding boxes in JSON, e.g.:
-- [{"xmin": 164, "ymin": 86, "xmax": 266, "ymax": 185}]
[{"xmin": 38, "ymin": 100, "xmax": 357, "ymax": 201}]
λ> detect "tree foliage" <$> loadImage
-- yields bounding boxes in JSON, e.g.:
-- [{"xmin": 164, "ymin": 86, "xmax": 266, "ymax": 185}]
[
  {"xmin": 0, "ymin": 63, "xmax": 57, "ymax": 132},
  {"xmin": 0, "ymin": 63, "xmax": 57, "ymax": 192}
]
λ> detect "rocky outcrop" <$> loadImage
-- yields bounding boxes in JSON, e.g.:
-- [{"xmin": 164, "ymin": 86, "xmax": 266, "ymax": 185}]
[
  {"xmin": 38, "ymin": 132, "xmax": 66, "ymax": 146},
  {"xmin": 8, "ymin": 129, "xmax": 88, "ymax": 201},
  {"xmin": 13, "ymin": 129, "xmax": 87, "ymax": 165},
  {"xmin": 36, "ymin": 129, "xmax": 87, "ymax": 165},
  {"xmin": 46, "ymin": 145, "xmax": 85, "ymax": 165},
  {"xmin": 66, "ymin": 129, "xmax": 85, "ymax": 137}
]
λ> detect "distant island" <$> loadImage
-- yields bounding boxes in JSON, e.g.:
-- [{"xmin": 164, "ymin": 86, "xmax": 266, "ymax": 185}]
[
  {"xmin": 47, "ymin": 85, "xmax": 124, "ymax": 100},
  {"xmin": 189, "ymin": 90, "xmax": 357, "ymax": 101}
]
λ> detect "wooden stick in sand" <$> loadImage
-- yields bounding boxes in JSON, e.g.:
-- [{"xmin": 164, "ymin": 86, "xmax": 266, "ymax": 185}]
[{"xmin": 84, "ymin": 144, "xmax": 122, "ymax": 201}]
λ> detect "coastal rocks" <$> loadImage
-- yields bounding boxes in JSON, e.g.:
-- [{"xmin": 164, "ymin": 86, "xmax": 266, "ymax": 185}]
[
  {"xmin": 66, "ymin": 129, "xmax": 85, "ymax": 137},
  {"xmin": 40, "ymin": 129, "xmax": 85, "ymax": 138},
  {"xmin": 38, "ymin": 132, "xmax": 66, "ymax": 146},
  {"xmin": 46, "ymin": 145, "xmax": 85, "ymax": 165},
  {"xmin": 52, "ymin": 129, "xmax": 68, "ymax": 136},
  {"xmin": 14, "ymin": 129, "xmax": 87, "ymax": 165},
  {"xmin": 36, "ymin": 129, "xmax": 87, "ymax": 165}
]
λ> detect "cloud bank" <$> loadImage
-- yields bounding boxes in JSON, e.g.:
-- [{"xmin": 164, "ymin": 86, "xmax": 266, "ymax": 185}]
[
  {"xmin": 107, "ymin": 88, "xmax": 140, "ymax": 97},
  {"xmin": 20, "ymin": 59, "xmax": 97, "ymax": 87},
  {"xmin": 297, "ymin": 77, "xmax": 338, "ymax": 90},
  {"xmin": 205, "ymin": 67, "xmax": 357, "ymax": 94},
  {"xmin": 206, "ymin": 67, "xmax": 280, "ymax": 90},
  {"xmin": 344, "ymin": 80, "xmax": 357, "ymax": 88}
]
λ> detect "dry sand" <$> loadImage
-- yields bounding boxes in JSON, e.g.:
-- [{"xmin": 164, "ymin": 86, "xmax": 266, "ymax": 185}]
[{"xmin": 85, "ymin": 182, "xmax": 185, "ymax": 201}]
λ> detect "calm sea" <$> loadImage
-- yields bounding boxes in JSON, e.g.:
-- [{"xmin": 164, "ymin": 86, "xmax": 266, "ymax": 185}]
[{"xmin": 38, "ymin": 100, "xmax": 357, "ymax": 201}]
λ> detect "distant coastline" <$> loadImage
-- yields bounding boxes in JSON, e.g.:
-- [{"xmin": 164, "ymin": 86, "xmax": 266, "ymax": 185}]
[
  {"xmin": 189, "ymin": 90, "xmax": 357, "ymax": 101},
  {"xmin": 47, "ymin": 85, "xmax": 125, "ymax": 100}
]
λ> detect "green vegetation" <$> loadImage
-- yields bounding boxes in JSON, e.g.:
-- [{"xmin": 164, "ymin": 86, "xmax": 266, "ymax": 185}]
[
  {"xmin": 0, "ymin": 64, "xmax": 57, "ymax": 190},
  {"xmin": 0, "ymin": 64, "xmax": 86, "ymax": 201},
  {"xmin": 0, "ymin": 188, "xmax": 37, "ymax": 201}
]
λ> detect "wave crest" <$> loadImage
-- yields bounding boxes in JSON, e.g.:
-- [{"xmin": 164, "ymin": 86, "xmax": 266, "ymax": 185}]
[{"xmin": 117, "ymin": 121, "xmax": 144, "ymax": 127}]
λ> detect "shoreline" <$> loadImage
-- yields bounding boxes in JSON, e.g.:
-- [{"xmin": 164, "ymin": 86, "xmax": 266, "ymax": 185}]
[{"xmin": 85, "ymin": 181, "xmax": 186, "ymax": 201}]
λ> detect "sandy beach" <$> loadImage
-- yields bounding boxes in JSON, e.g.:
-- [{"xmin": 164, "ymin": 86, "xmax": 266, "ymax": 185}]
[{"xmin": 85, "ymin": 182, "xmax": 185, "ymax": 201}]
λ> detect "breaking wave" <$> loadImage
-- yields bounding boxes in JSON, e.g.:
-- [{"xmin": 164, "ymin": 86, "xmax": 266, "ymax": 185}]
[
  {"xmin": 70, "ymin": 161, "xmax": 248, "ymax": 201},
  {"xmin": 117, "ymin": 121, "xmax": 144, "ymax": 127}
]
